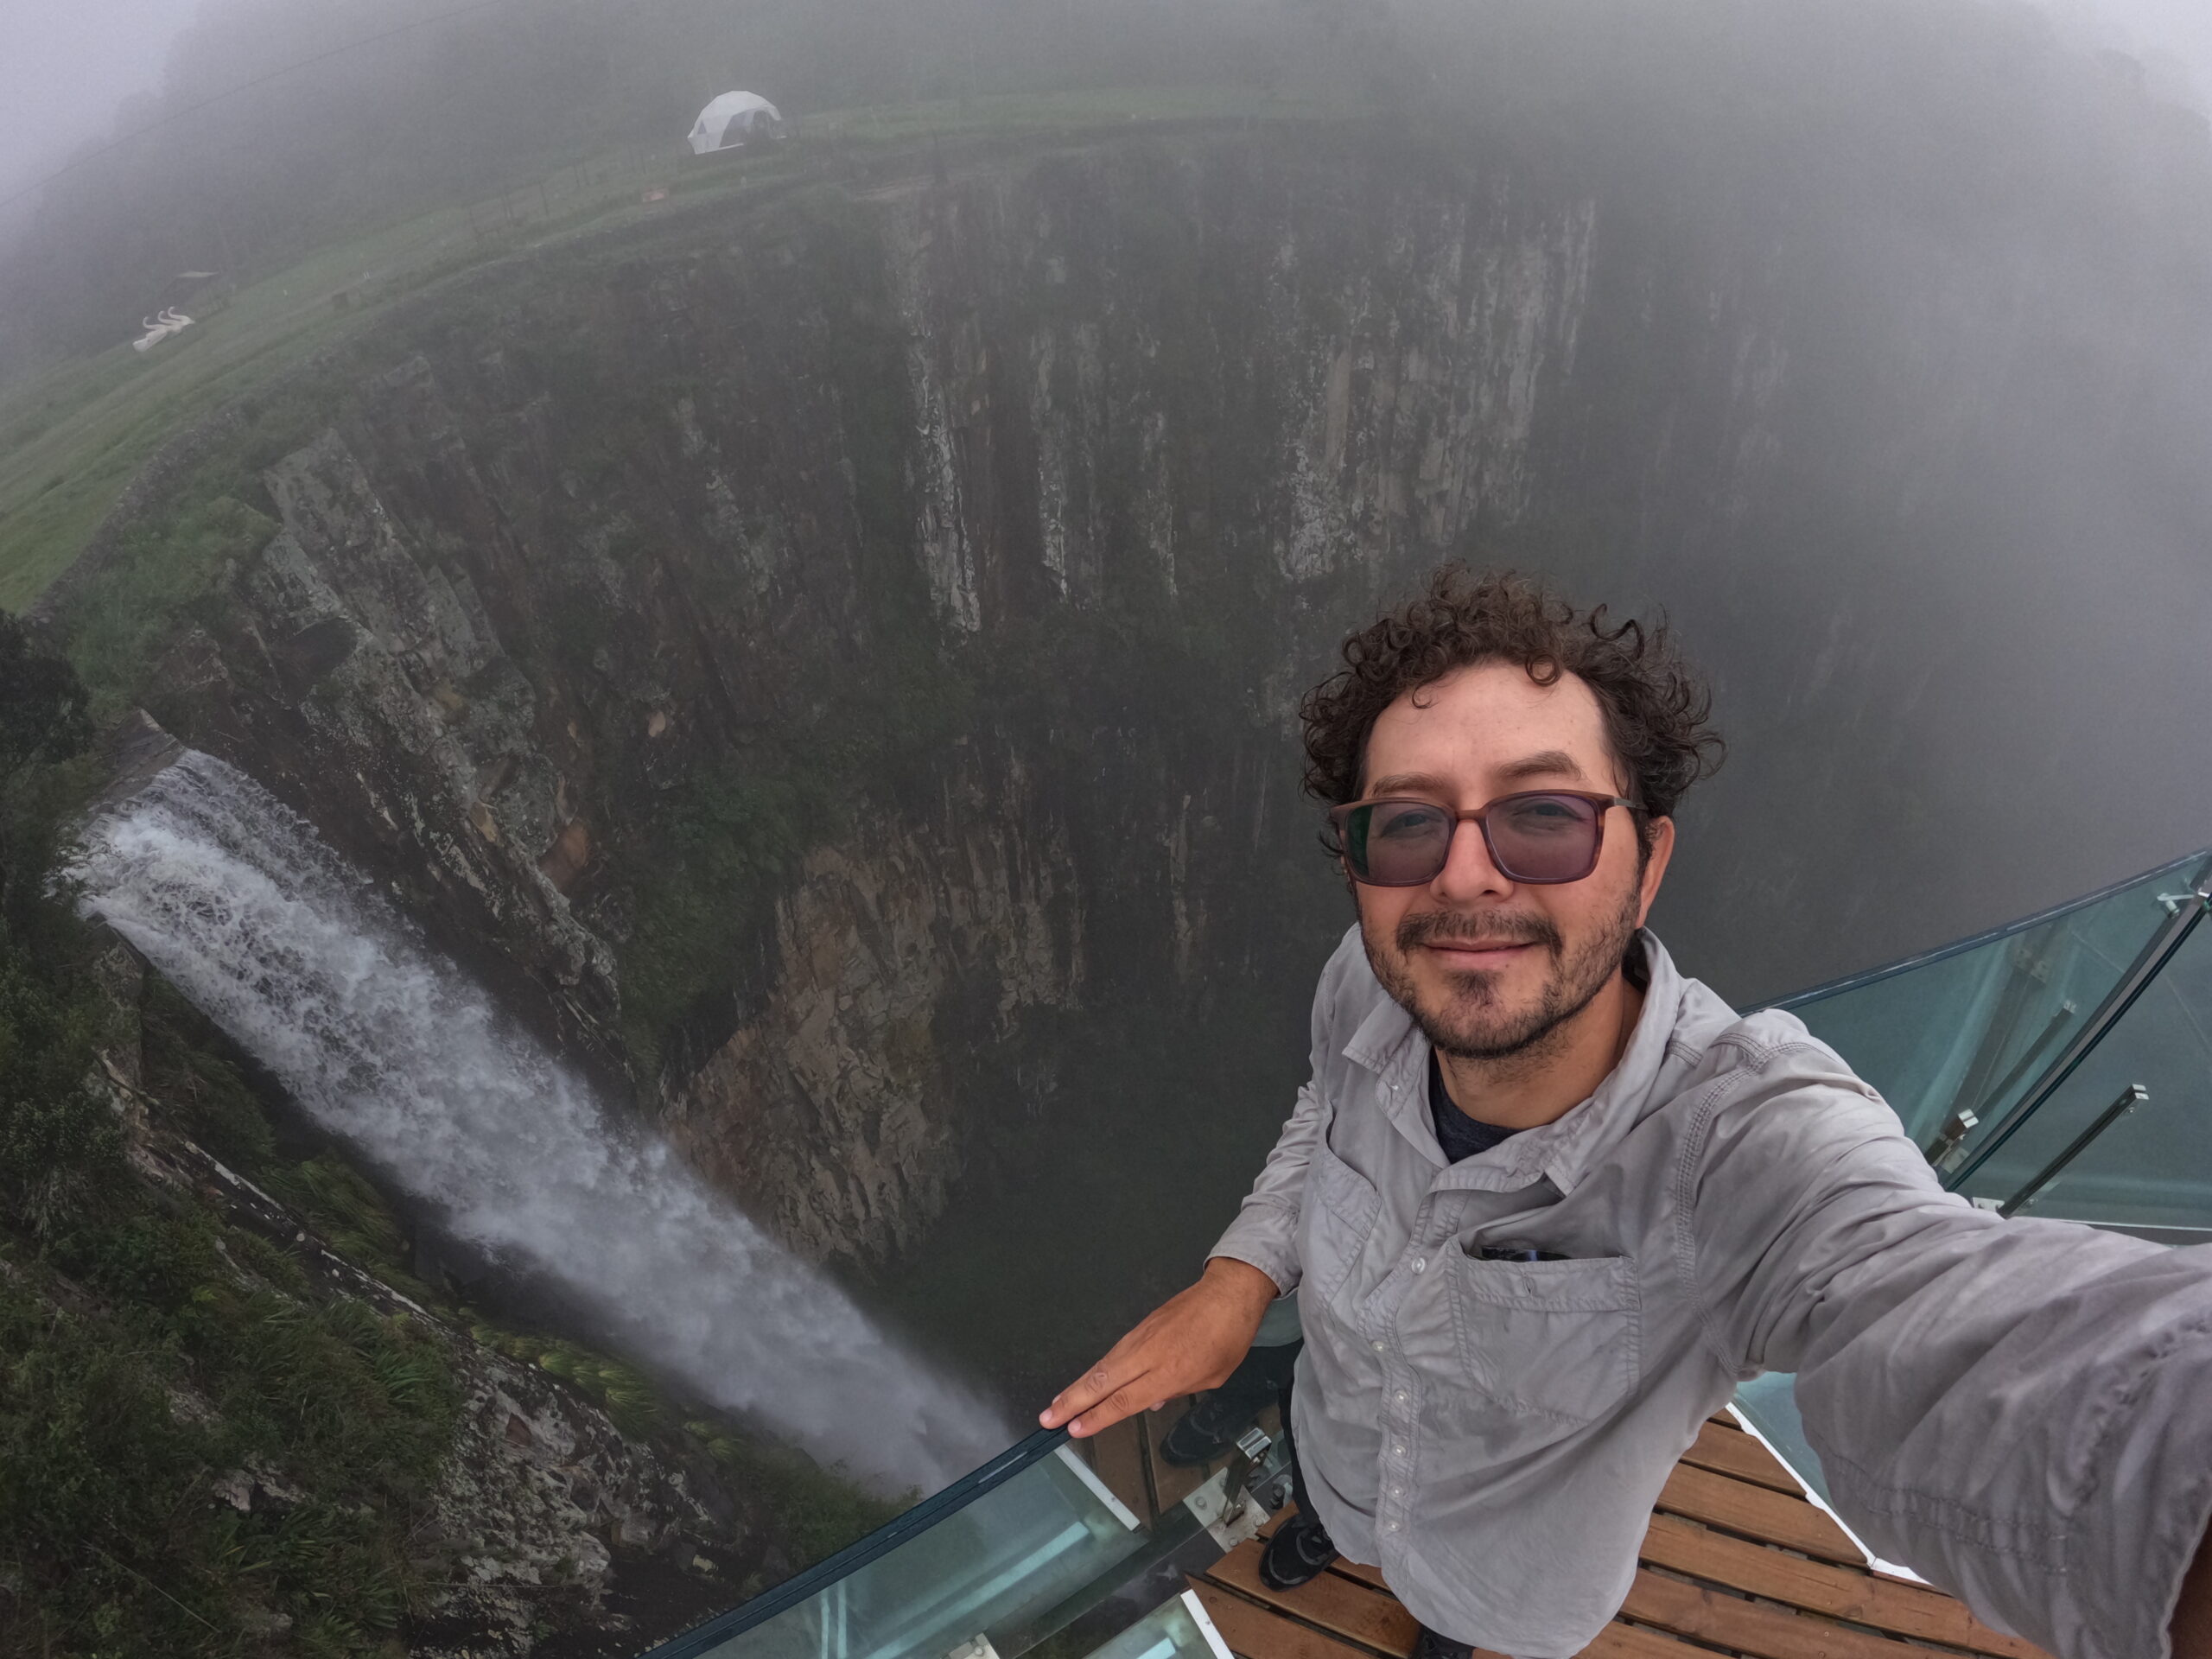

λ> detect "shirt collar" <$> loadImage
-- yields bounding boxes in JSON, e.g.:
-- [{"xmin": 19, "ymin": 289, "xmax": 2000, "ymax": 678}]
[{"xmin": 1341, "ymin": 930, "xmax": 1690, "ymax": 1194}]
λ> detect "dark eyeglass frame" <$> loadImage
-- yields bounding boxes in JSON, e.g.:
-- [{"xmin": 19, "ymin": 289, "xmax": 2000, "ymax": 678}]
[{"xmin": 1325, "ymin": 790, "xmax": 1645, "ymax": 887}]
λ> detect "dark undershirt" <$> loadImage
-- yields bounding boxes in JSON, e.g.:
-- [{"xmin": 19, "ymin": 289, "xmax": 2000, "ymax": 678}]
[
  {"xmin": 1427, "ymin": 1048, "xmax": 1522, "ymax": 1163},
  {"xmin": 1425, "ymin": 934, "xmax": 1653, "ymax": 1164}
]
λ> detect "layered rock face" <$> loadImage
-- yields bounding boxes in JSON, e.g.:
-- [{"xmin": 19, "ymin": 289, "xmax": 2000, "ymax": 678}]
[
  {"xmin": 131, "ymin": 136, "xmax": 1592, "ymax": 1270},
  {"xmin": 105, "ymin": 126, "xmax": 2212, "ymax": 1300}
]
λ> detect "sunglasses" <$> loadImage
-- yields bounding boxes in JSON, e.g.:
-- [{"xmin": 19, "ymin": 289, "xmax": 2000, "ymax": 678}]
[{"xmin": 1326, "ymin": 791, "xmax": 1643, "ymax": 887}]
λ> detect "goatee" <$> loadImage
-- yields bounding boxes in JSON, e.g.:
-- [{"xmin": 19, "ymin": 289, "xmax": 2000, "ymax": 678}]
[{"xmin": 1363, "ymin": 883, "xmax": 1642, "ymax": 1062}]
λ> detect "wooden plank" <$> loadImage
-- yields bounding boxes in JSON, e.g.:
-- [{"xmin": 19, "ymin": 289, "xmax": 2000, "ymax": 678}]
[
  {"xmin": 1253, "ymin": 1505, "xmax": 1393, "ymax": 1592},
  {"xmin": 1639, "ymin": 1514, "xmax": 2047, "ymax": 1659},
  {"xmin": 1332, "ymin": 1558, "xmax": 1391, "ymax": 1593},
  {"xmin": 1625, "ymin": 1567, "xmax": 1944, "ymax": 1659},
  {"xmin": 1657, "ymin": 1463, "xmax": 1863, "ymax": 1566},
  {"xmin": 1581, "ymin": 1622, "xmax": 1728, "ymax": 1659},
  {"xmin": 1205, "ymin": 1539, "xmax": 1419, "ymax": 1656},
  {"xmin": 1679, "ymin": 1421, "xmax": 1802, "ymax": 1495},
  {"xmin": 1187, "ymin": 1578, "xmax": 1379, "ymax": 1659}
]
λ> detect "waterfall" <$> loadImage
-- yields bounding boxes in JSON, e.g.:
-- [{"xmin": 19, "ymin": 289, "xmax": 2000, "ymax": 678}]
[{"xmin": 67, "ymin": 747, "xmax": 1011, "ymax": 1496}]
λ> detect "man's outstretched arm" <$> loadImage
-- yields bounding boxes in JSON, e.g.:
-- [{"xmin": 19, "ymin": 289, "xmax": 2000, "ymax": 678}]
[{"xmin": 1694, "ymin": 1061, "xmax": 2212, "ymax": 1659}]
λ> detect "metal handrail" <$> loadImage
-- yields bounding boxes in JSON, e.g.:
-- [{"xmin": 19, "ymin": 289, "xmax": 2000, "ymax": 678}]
[{"xmin": 1998, "ymin": 1083, "xmax": 2150, "ymax": 1218}]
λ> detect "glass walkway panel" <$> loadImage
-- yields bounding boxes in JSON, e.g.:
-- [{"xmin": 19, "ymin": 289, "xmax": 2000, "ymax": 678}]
[
  {"xmin": 691, "ymin": 1446, "xmax": 1143, "ymax": 1659},
  {"xmin": 648, "ymin": 1420, "xmax": 1280, "ymax": 1659}
]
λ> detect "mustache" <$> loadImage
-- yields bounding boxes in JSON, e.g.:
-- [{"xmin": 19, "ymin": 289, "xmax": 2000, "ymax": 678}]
[{"xmin": 1395, "ymin": 910, "xmax": 1562, "ymax": 955}]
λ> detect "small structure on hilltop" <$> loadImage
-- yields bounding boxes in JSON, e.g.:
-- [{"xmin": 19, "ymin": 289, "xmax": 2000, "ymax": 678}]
[{"xmin": 686, "ymin": 92, "xmax": 785, "ymax": 155}]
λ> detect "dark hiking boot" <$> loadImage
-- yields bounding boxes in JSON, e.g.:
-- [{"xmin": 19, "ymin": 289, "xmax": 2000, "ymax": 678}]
[
  {"xmin": 1412, "ymin": 1626, "xmax": 1474, "ymax": 1659},
  {"xmin": 1257, "ymin": 1509, "xmax": 1339, "ymax": 1590},
  {"xmin": 1159, "ymin": 1391, "xmax": 1259, "ymax": 1467}
]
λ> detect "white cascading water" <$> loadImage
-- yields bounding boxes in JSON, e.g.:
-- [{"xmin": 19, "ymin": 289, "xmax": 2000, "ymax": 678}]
[{"xmin": 67, "ymin": 747, "xmax": 1011, "ymax": 1495}]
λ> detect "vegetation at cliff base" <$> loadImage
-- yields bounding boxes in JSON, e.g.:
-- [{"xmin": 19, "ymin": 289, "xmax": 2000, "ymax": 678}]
[{"xmin": 0, "ymin": 639, "xmax": 460, "ymax": 1656}]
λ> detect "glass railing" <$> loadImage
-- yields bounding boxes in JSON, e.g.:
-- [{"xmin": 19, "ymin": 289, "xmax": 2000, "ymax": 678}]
[
  {"xmin": 1733, "ymin": 844, "xmax": 2212, "ymax": 1548},
  {"xmin": 1080, "ymin": 1590, "xmax": 1236, "ymax": 1659},
  {"xmin": 1945, "ymin": 887, "xmax": 2212, "ymax": 1236},
  {"xmin": 646, "ymin": 1419, "xmax": 1280, "ymax": 1659},
  {"xmin": 650, "ymin": 847, "xmax": 2212, "ymax": 1646},
  {"xmin": 1771, "ymin": 849, "xmax": 2210, "ymax": 1167}
]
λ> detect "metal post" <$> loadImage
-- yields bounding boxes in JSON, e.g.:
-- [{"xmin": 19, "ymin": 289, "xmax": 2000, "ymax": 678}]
[
  {"xmin": 1998, "ymin": 1084, "xmax": 2150, "ymax": 1218},
  {"xmin": 1948, "ymin": 855, "xmax": 2212, "ymax": 1191},
  {"xmin": 1976, "ymin": 998, "xmax": 2079, "ymax": 1122}
]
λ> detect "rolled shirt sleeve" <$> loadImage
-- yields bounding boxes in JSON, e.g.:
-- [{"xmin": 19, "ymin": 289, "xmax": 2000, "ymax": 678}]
[
  {"xmin": 1687, "ymin": 1033, "xmax": 2212, "ymax": 1659},
  {"xmin": 1208, "ymin": 1074, "xmax": 1322, "ymax": 1295},
  {"xmin": 1207, "ymin": 926, "xmax": 1358, "ymax": 1296}
]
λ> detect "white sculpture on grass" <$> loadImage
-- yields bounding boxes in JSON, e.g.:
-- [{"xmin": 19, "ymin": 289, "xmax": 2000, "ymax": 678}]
[{"xmin": 132, "ymin": 308, "xmax": 195, "ymax": 353}]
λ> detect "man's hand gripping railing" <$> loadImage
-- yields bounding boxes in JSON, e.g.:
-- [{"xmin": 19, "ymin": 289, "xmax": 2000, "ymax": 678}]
[{"xmin": 1040, "ymin": 1257, "xmax": 1281, "ymax": 1438}]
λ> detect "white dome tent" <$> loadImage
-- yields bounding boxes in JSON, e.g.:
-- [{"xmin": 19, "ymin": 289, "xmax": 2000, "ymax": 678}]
[{"xmin": 687, "ymin": 92, "xmax": 785, "ymax": 155}]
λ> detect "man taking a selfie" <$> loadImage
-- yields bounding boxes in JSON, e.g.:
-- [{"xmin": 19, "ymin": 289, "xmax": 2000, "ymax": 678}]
[{"xmin": 1043, "ymin": 569, "xmax": 2212, "ymax": 1659}]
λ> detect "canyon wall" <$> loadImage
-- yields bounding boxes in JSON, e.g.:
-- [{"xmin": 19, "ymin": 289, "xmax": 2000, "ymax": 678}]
[{"xmin": 67, "ymin": 125, "xmax": 2212, "ymax": 1378}]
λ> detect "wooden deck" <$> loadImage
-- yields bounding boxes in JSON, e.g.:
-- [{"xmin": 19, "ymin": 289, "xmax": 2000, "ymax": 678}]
[{"xmin": 1089, "ymin": 1407, "xmax": 2048, "ymax": 1659}]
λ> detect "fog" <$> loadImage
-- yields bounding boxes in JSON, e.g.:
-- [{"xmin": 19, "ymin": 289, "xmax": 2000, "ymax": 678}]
[
  {"xmin": 10, "ymin": 0, "xmax": 2212, "ymax": 227},
  {"xmin": 2047, "ymin": 0, "xmax": 2212, "ymax": 105},
  {"xmin": 0, "ymin": 0, "xmax": 200, "ymax": 228},
  {"xmin": 9, "ymin": 0, "xmax": 2211, "ymax": 173},
  {"xmin": 6, "ymin": 0, "xmax": 2211, "ymax": 931},
  {"xmin": 10, "ymin": 0, "xmax": 2212, "ymax": 1384}
]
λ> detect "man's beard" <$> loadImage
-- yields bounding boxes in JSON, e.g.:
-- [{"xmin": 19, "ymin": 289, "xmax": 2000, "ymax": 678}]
[{"xmin": 1362, "ymin": 880, "xmax": 1643, "ymax": 1062}]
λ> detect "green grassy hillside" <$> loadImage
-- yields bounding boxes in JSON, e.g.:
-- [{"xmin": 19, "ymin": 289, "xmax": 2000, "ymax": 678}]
[{"xmin": 0, "ymin": 91, "xmax": 1313, "ymax": 616}]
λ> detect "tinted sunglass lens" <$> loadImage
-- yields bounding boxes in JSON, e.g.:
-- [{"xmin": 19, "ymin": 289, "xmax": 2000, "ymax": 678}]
[
  {"xmin": 1487, "ymin": 794, "xmax": 1600, "ymax": 880},
  {"xmin": 1350, "ymin": 802, "xmax": 1454, "ymax": 884}
]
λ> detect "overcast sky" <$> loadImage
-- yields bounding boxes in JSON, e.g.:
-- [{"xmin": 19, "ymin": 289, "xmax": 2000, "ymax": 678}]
[
  {"xmin": 0, "ymin": 0, "xmax": 202, "ymax": 208},
  {"xmin": 3, "ymin": 0, "xmax": 2211, "ymax": 217}
]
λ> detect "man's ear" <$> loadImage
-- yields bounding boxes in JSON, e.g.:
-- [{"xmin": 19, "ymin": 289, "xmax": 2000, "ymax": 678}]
[{"xmin": 1636, "ymin": 817, "xmax": 1675, "ymax": 927}]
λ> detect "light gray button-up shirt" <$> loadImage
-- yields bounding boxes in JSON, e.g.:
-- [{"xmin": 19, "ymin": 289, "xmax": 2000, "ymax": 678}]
[{"xmin": 1211, "ymin": 925, "xmax": 2212, "ymax": 1659}]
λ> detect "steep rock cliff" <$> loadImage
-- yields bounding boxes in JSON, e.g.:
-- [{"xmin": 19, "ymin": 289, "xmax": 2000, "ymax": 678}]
[{"xmin": 62, "ymin": 124, "xmax": 2212, "ymax": 1331}]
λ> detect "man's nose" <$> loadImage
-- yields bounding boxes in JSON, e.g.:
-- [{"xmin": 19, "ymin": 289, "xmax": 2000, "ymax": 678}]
[{"xmin": 1431, "ymin": 817, "xmax": 1516, "ymax": 902}]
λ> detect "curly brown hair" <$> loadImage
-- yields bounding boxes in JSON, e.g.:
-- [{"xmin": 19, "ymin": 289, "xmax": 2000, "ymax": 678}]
[{"xmin": 1301, "ymin": 568, "xmax": 1725, "ymax": 844}]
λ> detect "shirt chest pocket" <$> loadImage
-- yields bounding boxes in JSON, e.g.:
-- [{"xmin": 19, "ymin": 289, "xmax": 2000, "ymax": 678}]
[
  {"xmin": 1447, "ymin": 1254, "xmax": 1642, "ymax": 1427},
  {"xmin": 1300, "ymin": 1141, "xmax": 1382, "ymax": 1306}
]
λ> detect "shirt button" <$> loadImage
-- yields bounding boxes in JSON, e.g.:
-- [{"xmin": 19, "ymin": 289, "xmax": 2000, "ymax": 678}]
[
  {"xmin": 1372, "ymin": 1339, "xmax": 1385, "ymax": 1352},
  {"xmin": 1395, "ymin": 1391, "xmax": 1408, "ymax": 1404},
  {"xmin": 1388, "ymin": 1522, "xmax": 1402, "ymax": 1532},
  {"xmin": 1395, "ymin": 1444, "xmax": 1406, "ymax": 1456},
  {"xmin": 1412, "ymin": 1257, "xmax": 1427, "ymax": 1274},
  {"xmin": 1390, "ymin": 1485, "xmax": 1403, "ymax": 1497}
]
